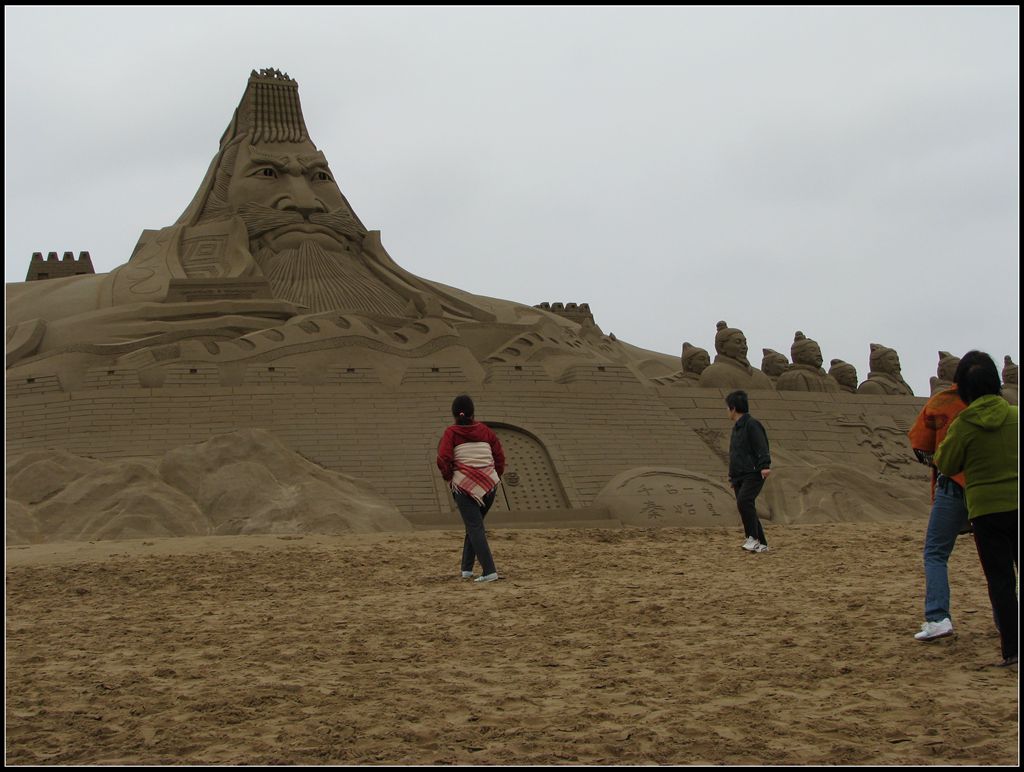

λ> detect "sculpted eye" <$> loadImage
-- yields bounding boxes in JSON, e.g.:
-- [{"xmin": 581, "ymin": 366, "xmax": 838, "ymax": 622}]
[
  {"xmin": 313, "ymin": 171, "xmax": 333, "ymax": 182},
  {"xmin": 250, "ymin": 167, "xmax": 277, "ymax": 178}
]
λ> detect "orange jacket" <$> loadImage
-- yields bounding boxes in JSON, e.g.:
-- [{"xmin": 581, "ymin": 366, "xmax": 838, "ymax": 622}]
[{"xmin": 907, "ymin": 386, "xmax": 967, "ymax": 499}]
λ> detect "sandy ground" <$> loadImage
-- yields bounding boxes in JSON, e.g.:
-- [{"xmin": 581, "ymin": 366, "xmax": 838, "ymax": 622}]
[{"xmin": 5, "ymin": 522, "xmax": 1019, "ymax": 765}]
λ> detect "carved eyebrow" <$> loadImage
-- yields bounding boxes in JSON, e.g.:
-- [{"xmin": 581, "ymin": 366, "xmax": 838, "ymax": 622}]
[
  {"xmin": 247, "ymin": 146, "xmax": 291, "ymax": 170},
  {"xmin": 297, "ymin": 152, "xmax": 330, "ymax": 174}
]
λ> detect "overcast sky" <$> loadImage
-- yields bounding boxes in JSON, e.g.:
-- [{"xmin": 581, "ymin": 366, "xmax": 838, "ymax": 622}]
[{"xmin": 4, "ymin": 6, "xmax": 1019, "ymax": 395}]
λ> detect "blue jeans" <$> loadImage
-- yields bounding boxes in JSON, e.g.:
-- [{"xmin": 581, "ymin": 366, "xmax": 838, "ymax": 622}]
[
  {"xmin": 923, "ymin": 475, "xmax": 970, "ymax": 622},
  {"xmin": 453, "ymin": 490, "xmax": 497, "ymax": 576}
]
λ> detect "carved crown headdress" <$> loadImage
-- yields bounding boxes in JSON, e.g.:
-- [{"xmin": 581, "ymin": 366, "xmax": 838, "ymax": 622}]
[{"xmin": 220, "ymin": 68, "xmax": 310, "ymax": 148}]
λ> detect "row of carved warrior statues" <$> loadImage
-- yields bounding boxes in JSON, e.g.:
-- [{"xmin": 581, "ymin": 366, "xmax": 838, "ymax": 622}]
[{"xmin": 653, "ymin": 321, "xmax": 1018, "ymax": 403}]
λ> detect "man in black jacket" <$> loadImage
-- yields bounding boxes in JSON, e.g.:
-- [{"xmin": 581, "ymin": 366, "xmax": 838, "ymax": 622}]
[{"xmin": 726, "ymin": 390, "xmax": 772, "ymax": 553}]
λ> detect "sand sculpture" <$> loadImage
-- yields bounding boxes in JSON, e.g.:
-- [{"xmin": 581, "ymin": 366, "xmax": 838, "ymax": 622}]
[
  {"xmin": 828, "ymin": 359, "xmax": 858, "ymax": 394},
  {"xmin": 776, "ymin": 331, "xmax": 840, "ymax": 393},
  {"xmin": 698, "ymin": 322, "xmax": 773, "ymax": 390},
  {"xmin": 1002, "ymin": 356, "xmax": 1018, "ymax": 405},
  {"xmin": 648, "ymin": 342, "xmax": 711, "ymax": 388},
  {"xmin": 681, "ymin": 342, "xmax": 711, "ymax": 383},
  {"xmin": 5, "ymin": 69, "xmax": 677, "ymax": 387},
  {"xmin": 6, "ymin": 68, "xmax": 943, "ymax": 541},
  {"xmin": 857, "ymin": 343, "xmax": 914, "ymax": 396},
  {"xmin": 25, "ymin": 251, "xmax": 95, "ymax": 282},
  {"xmin": 928, "ymin": 351, "xmax": 960, "ymax": 396},
  {"xmin": 760, "ymin": 349, "xmax": 789, "ymax": 385}
]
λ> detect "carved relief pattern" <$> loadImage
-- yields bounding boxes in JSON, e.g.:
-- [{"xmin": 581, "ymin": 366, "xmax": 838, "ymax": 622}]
[
  {"xmin": 836, "ymin": 413, "xmax": 918, "ymax": 479},
  {"xmin": 693, "ymin": 428, "xmax": 731, "ymax": 468},
  {"xmin": 181, "ymin": 236, "xmax": 228, "ymax": 278}
]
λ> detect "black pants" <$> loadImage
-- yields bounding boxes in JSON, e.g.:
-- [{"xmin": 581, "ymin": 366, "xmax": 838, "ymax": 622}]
[
  {"xmin": 453, "ymin": 489, "xmax": 497, "ymax": 576},
  {"xmin": 732, "ymin": 474, "xmax": 768, "ymax": 546},
  {"xmin": 972, "ymin": 510, "xmax": 1018, "ymax": 660}
]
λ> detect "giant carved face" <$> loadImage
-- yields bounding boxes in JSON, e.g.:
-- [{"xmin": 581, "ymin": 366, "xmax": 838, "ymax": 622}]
[
  {"xmin": 213, "ymin": 139, "xmax": 406, "ymax": 316},
  {"xmin": 225, "ymin": 141, "xmax": 357, "ymax": 252}
]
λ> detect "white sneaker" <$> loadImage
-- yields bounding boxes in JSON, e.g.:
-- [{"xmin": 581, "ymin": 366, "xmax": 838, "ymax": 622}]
[
  {"xmin": 742, "ymin": 537, "xmax": 757, "ymax": 551},
  {"xmin": 475, "ymin": 572, "xmax": 499, "ymax": 583},
  {"xmin": 753, "ymin": 543, "xmax": 769, "ymax": 553},
  {"xmin": 461, "ymin": 571, "xmax": 475, "ymax": 579},
  {"xmin": 914, "ymin": 618, "xmax": 954, "ymax": 641}
]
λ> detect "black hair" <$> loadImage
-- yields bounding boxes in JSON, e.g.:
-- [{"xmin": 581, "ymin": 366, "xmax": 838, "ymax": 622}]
[
  {"xmin": 725, "ymin": 390, "xmax": 749, "ymax": 414},
  {"xmin": 451, "ymin": 394, "xmax": 475, "ymax": 425},
  {"xmin": 953, "ymin": 350, "xmax": 1002, "ymax": 405}
]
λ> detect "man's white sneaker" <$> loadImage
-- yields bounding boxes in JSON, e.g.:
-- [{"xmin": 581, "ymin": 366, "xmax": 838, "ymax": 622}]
[
  {"xmin": 461, "ymin": 571, "xmax": 475, "ymax": 579},
  {"xmin": 475, "ymin": 572, "xmax": 499, "ymax": 583},
  {"xmin": 914, "ymin": 618, "xmax": 954, "ymax": 641},
  {"xmin": 753, "ymin": 543, "xmax": 769, "ymax": 553},
  {"xmin": 742, "ymin": 537, "xmax": 757, "ymax": 551}
]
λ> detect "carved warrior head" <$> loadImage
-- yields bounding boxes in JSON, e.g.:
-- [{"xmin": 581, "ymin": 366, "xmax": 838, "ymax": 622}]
[
  {"xmin": 760, "ymin": 349, "xmax": 788, "ymax": 377},
  {"xmin": 936, "ymin": 351, "xmax": 960, "ymax": 382},
  {"xmin": 681, "ymin": 342, "xmax": 711, "ymax": 375},
  {"xmin": 829, "ymin": 359, "xmax": 858, "ymax": 390},
  {"xmin": 1004, "ymin": 356, "xmax": 1018, "ymax": 385},
  {"xmin": 714, "ymin": 321, "xmax": 749, "ymax": 365},
  {"xmin": 790, "ymin": 331, "xmax": 823, "ymax": 369},
  {"xmin": 869, "ymin": 343, "xmax": 902, "ymax": 376}
]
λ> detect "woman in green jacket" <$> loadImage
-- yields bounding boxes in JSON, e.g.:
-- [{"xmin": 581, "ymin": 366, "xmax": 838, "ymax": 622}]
[{"xmin": 934, "ymin": 351, "xmax": 1018, "ymax": 667}]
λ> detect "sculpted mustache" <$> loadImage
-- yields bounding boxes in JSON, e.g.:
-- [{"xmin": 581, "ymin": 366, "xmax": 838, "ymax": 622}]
[{"xmin": 236, "ymin": 203, "xmax": 367, "ymax": 241}]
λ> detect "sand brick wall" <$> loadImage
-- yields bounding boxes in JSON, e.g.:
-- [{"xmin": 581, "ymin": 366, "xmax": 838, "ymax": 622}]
[{"xmin": 5, "ymin": 370, "xmax": 927, "ymax": 526}]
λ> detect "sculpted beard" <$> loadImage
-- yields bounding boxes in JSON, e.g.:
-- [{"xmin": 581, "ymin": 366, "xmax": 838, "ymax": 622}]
[
  {"xmin": 237, "ymin": 202, "xmax": 366, "ymax": 252},
  {"xmin": 236, "ymin": 202, "xmax": 407, "ymax": 316}
]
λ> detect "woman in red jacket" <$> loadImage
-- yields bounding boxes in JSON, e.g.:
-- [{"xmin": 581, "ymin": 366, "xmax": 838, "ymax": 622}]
[{"xmin": 436, "ymin": 394, "xmax": 506, "ymax": 583}]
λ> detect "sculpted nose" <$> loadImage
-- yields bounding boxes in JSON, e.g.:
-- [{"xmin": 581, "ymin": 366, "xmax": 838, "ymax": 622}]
[{"xmin": 274, "ymin": 178, "xmax": 327, "ymax": 218}]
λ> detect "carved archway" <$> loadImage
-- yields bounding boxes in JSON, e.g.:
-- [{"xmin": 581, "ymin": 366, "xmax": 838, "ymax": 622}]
[{"xmin": 487, "ymin": 424, "xmax": 569, "ymax": 512}]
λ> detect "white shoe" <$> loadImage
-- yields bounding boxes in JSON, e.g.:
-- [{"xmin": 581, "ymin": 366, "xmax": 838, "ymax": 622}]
[
  {"xmin": 742, "ymin": 537, "xmax": 757, "ymax": 551},
  {"xmin": 753, "ymin": 543, "xmax": 769, "ymax": 553},
  {"xmin": 461, "ymin": 571, "xmax": 475, "ymax": 579},
  {"xmin": 475, "ymin": 572, "xmax": 499, "ymax": 583},
  {"xmin": 914, "ymin": 618, "xmax": 954, "ymax": 641}
]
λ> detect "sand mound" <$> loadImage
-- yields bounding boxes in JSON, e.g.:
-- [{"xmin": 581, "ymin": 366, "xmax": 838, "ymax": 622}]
[{"xmin": 6, "ymin": 430, "xmax": 410, "ymax": 544}]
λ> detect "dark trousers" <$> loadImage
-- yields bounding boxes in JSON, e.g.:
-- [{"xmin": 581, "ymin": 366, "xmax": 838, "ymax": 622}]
[
  {"xmin": 971, "ymin": 510, "xmax": 1018, "ymax": 660},
  {"xmin": 732, "ymin": 474, "xmax": 768, "ymax": 546},
  {"xmin": 453, "ymin": 490, "xmax": 497, "ymax": 576}
]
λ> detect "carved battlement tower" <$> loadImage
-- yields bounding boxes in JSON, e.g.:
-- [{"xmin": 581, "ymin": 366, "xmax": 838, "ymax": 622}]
[
  {"xmin": 534, "ymin": 302, "xmax": 596, "ymax": 327},
  {"xmin": 26, "ymin": 251, "xmax": 95, "ymax": 281}
]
